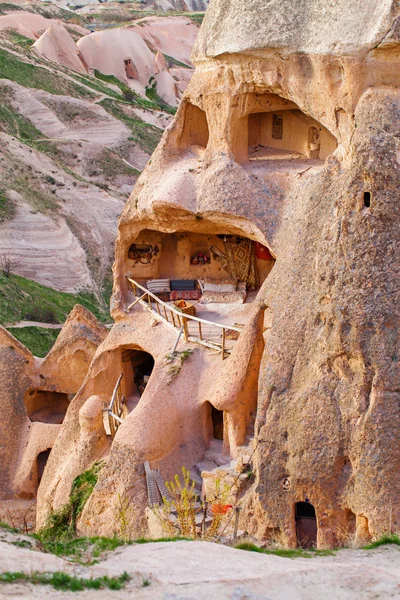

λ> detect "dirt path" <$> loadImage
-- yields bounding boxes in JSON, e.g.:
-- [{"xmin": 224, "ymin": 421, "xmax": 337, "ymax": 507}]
[{"xmin": 5, "ymin": 321, "xmax": 63, "ymax": 329}]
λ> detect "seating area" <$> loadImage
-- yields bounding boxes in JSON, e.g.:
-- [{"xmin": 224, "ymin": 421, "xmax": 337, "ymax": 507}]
[
  {"xmin": 126, "ymin": 231, "xmax": 275, "ymax": 318},
  {"xmin": 145, "ymin": 278, "xmax": 248, "ymax": 304}
]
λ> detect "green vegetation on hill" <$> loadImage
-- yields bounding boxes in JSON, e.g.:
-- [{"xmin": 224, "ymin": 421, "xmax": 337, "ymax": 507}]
[
  {"xmin": 100, "ymin": 98, "xmax": 163, "ymax": 154},
  {"xmin": 7, "ymin": 326, "xmax": 59, "ymax": 357},
  {"xmin": 0, "ymin": 49, "xmax": 95, "ymax": 99},
  {"xmin": 0, "ymin": 188, "xmax": 16, "ymax": 223},
  {"xmin": 0, "ymin": 273, "xmax": 110, "ymax": 326},
  {"xmin": 0, "ymin": 2, "xmax": 86, "ymax": 24}
]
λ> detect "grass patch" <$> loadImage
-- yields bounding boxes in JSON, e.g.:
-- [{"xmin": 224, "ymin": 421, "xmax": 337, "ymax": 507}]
[
  {"xmin": 7, "ymin": 327, "xmax": 59, "ymax": 357},
  {"xmin": 188, "ymin": 12, "xmax": 205, "ymax": 25},
  {"xmin": 363, "ymin": 534, "xmax": 400, "ymax": 549},
  {"xmin": 6, "ymin": 30, "xmax": 34, "ymax": 52},
  {"xmin": 0, "ymin": 521, "xmax": 19, "ymax": 534},
  {"xmin": 165, "ymin": 349, "xmax": 193, "ymax": 381},
  {"xmin": 94, "ymin": 69, "xmax": 175, "ymax": 114},
  {"xmin": 0, "ymin": 49, "xmax": 95, "ymax": 100},
  {"xmin": 133, "ymin": 536, "xmax": 191, "ymax": 544},
  {"xmin": 235, "ymin": 541, "xmax": 335, "ymax": 558},
  {"xmin": 0, "ymin": 571, "xmax": 130, "ymax": 591},
  {"xmin": 100, "ymin": 98, "xmax": 163, "ymax": 154},
  {"xmin": 0, "ymin": 188, "xmax": 16, "ymax": 223},
  {"xmin": 37, "ymin": 462, "xmax": 105, "ymax": 545},
  {"xmin": 96, "ymin": 148, "xmax": 140, "ymax": 179},
  {"xmin": 35, "ymin": 535, "xmax": 129, "ymax": 565},
  {"xmin": 163, "ymin": 53, "xmax": 190, "ymax": 69},
  {"xmin": 0, "ymin": 273, "xmax": 110, "ymax": 326},
  {"xmin": 145, "ymin": 76, "xmax": 176, "ymax": 114}
]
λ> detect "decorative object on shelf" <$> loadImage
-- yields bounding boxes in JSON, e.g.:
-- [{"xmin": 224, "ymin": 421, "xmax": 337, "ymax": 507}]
[
  {"xmin": 191, "ymin": 252, "xmax": 210, "ymax": 265},
  {"xmin": 128, "ymin": 243, "xmax": 159, "ymax": 264}
]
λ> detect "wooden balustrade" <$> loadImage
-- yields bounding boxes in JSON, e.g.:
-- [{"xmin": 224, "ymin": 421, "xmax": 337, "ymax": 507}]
[
  {"xmin": 103, "ymin": 373, "xmax": 124, "ymax": 438},
  {"xmin": 126, "ymin": 277, "xmax": 242, "ymax": 359}
]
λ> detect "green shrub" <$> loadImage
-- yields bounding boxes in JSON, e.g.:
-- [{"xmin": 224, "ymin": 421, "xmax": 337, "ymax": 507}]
[{"xmin": 37, "ymin": 462, "xmax": 104, "ymax": 544}]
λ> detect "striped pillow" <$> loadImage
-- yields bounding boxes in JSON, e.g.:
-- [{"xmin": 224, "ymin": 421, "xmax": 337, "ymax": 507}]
[{"xmin": 147, "ymin": 279, "xmax": 171, "ymax": 293}]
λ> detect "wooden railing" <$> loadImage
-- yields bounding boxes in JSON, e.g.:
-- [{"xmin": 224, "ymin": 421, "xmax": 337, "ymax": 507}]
[
  {"xmin": 126, "ymin": 277, "xmax": 242, "ymax": 359},
  {"xmin": 103, "ymin": 373, "xmax": 124, "ymax": 438}
]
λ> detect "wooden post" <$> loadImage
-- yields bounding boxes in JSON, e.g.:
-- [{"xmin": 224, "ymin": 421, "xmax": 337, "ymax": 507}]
[
  {"xmin": 198, "ymin": 321, "xmax": 202, "ymax": 340},
  {"xmin": 222, "ymin": 328, "xmax": 226, "ymax": 360},
  {"xmin": 148, "ymin": 293, "xmax": 152, "ymax": 310},
  {"xmin": 171, "ymin": 311, "xmax": 176, "ymax": 328},
  {"xmin": 183, "ymin": 317, "xmax": 189, "ymax": 341},
  {"xmin": 233, "ymin": 506, "xmax": 241, "ymax": 542},
  {"xmin": 163, "ymin": 305, "xmax": 169, "ymax": 322},
  {"xmin": 156, "ymin": 301, "xmax": 161, "ymax": 315}
]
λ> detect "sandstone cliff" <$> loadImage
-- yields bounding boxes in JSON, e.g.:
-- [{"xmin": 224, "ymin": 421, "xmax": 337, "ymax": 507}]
[{"xmin": 36, "ymin": 0, "xmax": 400, "ymax": 548}]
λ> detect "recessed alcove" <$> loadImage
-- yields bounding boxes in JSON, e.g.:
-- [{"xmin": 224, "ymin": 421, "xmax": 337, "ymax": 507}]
[
  {"xmin": 179, "ymin": 102, "xmax": 209, "ymax": 154},
  {"xmin": 233, "ymin": 93, "xmax": 337, "ymax": 165},
  {"xmin": 126, "ymin": 230, "xmax": 275, "ymax": 292},
  {"xmin": 24, "ymin": 390, "xmax": 70, "ymax": 424},
  {"xmin": 295, "ymin": 501, "xmax": 317, "ymax": 548},
  {"xmin": 248, "ymin": 109, "xmax": 337, "ymax": 162}
]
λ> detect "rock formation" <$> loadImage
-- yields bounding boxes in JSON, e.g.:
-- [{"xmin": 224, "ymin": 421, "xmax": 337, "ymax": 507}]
[
  {"xmin": 0, "ymin": 306, "xmax": 107, "ymax": 522},
  {"xmin": 33, "ymin": 23, "xmax": 88, "ymax": 74},
  {"xmin": 34, "ymin": 0, "xmax": 400, "ymax": 548}
]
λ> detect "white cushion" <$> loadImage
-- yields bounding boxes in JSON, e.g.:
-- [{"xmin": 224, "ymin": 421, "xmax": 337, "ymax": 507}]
[
  {"xmin": 203, "ymin": 281, "xmax": 237, "ymax": 293},
  {"xmin": 147, "ymin": 279, "xmax": 171, "ymax": 293}
]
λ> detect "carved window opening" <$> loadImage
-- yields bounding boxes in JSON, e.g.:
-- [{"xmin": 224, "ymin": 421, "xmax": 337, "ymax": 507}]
[
  {"xmin": 364, "ymin": 191, "xmax": 371, "ymax": 208},
  {"xmin": 24, "ymin": 390, "xmax": 70, "ymax": 424},
  {"xmin": 179, "ymin": 103, "xmax": 209, "ymax": 152},
  {"xmin": 295, "ymin": 501, "xmax": 317, "ymax": 549},
  {"xmin": 124, "ymin": 57, "xmax": 137, "ymax": 79},
  {"xmin": 272, "ymin": 113, "xmax": 283, "ymax": 139}
]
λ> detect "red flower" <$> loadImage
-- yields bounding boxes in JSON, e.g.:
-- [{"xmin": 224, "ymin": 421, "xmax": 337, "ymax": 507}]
[{"xmin": 211, "ymin": 504, "xmax": 233, "ymax": 515}]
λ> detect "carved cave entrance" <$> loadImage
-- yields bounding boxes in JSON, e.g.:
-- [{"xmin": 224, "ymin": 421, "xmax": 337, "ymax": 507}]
[
  {"xmin": 127, "ymin": 230, "xmax": 275, "ymax": 302},
  {"xmin": 24, "ymin": 389, "xmax": 70, "ymax": 424},
  {"xmin": 295, "ymin": 501, "xmax": 317, "ymax": 548},
  {"xmin": 121, "ymin": 348, "xmax": 155, "ymax": 413},
  {"xmin": 211, "ymin": 405, "xmax": 224, "ymax": 441},
  {"xmin": 37, "ymin": 449, "xmax": 51, "ymax": 486}
]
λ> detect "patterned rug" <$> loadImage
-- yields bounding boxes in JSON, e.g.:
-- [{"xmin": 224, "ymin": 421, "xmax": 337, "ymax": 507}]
[{"xmin": 210, "ymin": 239, "xmax": 259, "ymax": 290}]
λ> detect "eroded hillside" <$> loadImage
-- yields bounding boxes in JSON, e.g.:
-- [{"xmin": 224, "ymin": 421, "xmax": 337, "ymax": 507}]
[{"xmin": 0, "ymin": 1, "xmax": 202, "ymax": 352}]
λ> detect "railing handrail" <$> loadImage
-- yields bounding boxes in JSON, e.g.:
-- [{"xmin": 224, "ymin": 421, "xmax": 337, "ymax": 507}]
[
  {"xmin": 109, "ymin": 372, "xmax": 123, "ymax": 412},
  {"xmin": 126, "ymin": 277, "xmax": 242, "ymax": 333}
]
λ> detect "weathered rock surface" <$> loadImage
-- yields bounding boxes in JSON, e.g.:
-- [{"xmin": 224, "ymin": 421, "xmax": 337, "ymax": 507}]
[
  {"xmin": 36, "ymin": 0, "xmax": 400, "ymax": 548},
  {"xmin": 0, "ymin": 538, "xmax": 399, "ymax": 599},
  {"xmin": 0, "ymin": 306, "xmax": 107, "ymax": 504}
]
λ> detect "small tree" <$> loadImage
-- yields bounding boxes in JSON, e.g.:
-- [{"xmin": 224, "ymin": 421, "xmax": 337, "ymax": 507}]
[{"xmin": 0, "ymin": 253, "xmax": 20, "ymax": 278}]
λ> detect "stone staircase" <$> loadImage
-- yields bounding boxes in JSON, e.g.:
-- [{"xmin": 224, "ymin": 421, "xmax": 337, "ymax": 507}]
[{"xmin": 191, "ymin": 416, "xmax": 257, "ymax": 504}]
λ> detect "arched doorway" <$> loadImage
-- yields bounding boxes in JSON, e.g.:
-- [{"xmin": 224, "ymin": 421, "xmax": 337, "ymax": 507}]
[
  {"xmin": 211, "ymin": 405, "xmax": 224, "ymax": 440},
  {"xmin": 37, "ymin": 448, "xmax": 52, "ymax": 486},
  {"xmin": 295, "ymin": 501, "xmax": 317, "ymax": 548},
  {"xmin": 121, "ymin": 348, "xmax": 155, "ymax": 412}
]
